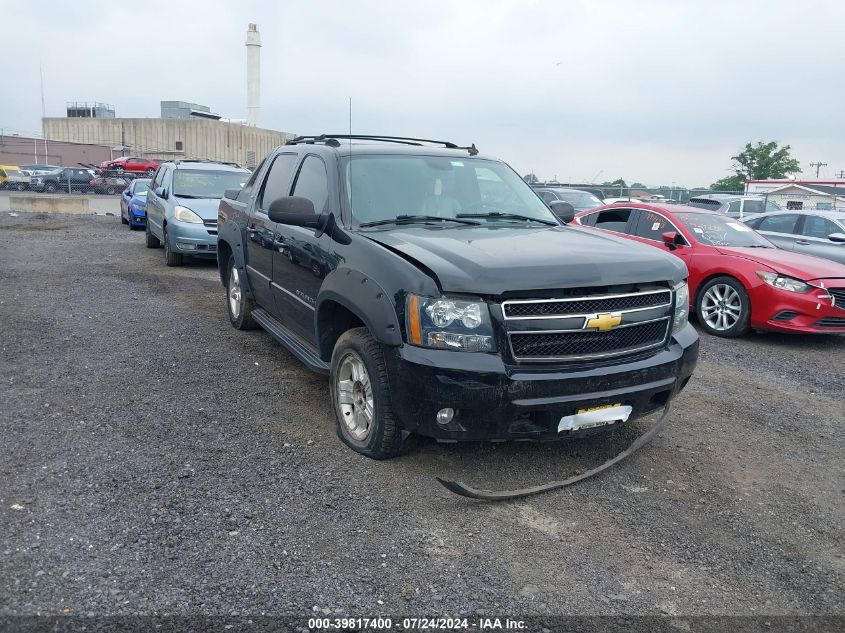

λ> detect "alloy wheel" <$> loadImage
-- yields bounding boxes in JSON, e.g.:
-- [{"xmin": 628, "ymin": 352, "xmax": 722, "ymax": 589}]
[
  {"xmin": 336, "ymin": 352, "xmax": 374, "ymax": 441},
  {"xmin": 228, "ymin": 266, "xmax": 242, "ymax": 319},
  {"xmin": 701, "ymin": 283, "xmax": 742, "ymax": 331}
]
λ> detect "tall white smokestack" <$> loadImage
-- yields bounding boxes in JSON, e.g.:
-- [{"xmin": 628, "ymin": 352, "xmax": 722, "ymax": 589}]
[{"xmin": 246, "ymin": 23, "xmax": 261, "ymax": 127}]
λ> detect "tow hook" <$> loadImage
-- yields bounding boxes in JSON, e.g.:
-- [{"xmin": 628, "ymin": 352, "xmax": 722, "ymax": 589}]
[{"xmin": 436, "ymin": 404, "xmax": 672, "ymax": 501}]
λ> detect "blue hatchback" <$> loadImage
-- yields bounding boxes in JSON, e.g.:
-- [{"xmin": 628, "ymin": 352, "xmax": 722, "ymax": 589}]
[{"xmin": 120, "ymin": 178, "xmax": 151, "ymax": 230}]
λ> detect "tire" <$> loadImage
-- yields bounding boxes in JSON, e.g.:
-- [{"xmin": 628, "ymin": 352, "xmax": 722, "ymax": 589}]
[
  {"xmin": 311, "ymin": 261, "xmax": 323, "ymax": 277},
  {"xmin": 44, "ymin": 182, "xmax": 57, "ymax": 193},
  {"xmin": 15, "ymin": 183, "xmax": 25, "ymax": 191},
  {"xmin": 145, "ymin": 219, "xmax": 161, "ymax": 248},
  {"xmin": 330, "ymin": 328, "xmax": 403, "ymax": 460},
  {"xmin": 121, "ymin": 209, "xmax": 129, "ymax": 225},
  {"xmin": 225, "ymin": 255, "xmax": 257, "ymax": 330},
  {"xmin": 163, "ymin": 226, "xmax": 183, "ymax": 266},
  {"xmin": 146, "ymin": 168, "xmax": 155, "ymax": 176},
  {"xmin": 695, "ymin": 276, "xmax": 751, "ymax": 338},
  {"xmin": 106, "ymin": 186, "xmax": 116, "ymax": 195}
]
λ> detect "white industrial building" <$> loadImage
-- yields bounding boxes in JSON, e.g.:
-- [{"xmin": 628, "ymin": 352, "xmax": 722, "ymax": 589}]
[{"xmin": 745, "ymin": 180, "xmax": 845, "ymax": 211}]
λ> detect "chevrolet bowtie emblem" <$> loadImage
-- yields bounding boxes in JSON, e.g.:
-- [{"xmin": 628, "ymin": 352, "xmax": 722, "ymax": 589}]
[{"xmin": 585, "ymin": 312, "xmax": 623, "ymax": 331}]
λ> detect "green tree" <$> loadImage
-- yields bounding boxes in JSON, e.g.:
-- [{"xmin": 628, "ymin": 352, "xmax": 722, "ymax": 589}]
[
  {"xmin": 523, "ymin": 173, "xmax": 538, "ymax": 184},
  {"xmin": 710, "ymin": 175, "xmax": 745, "ymax": 191},
  {"xmin": 711, "ymin": 141, "xmax": 801, "ymax": 189},
  {"xmin": 734, "ymin": 141, "xmax": 801, "ymax": 180}
]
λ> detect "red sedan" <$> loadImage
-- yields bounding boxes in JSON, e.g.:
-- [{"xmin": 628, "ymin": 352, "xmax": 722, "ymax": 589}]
[
  {"xmin": 99, "ymin": 157, "xmax": 158, "ymax": 175},
  {"xmin": 575, "ymin": 203, "xmax": 845, "ymax": 337}
]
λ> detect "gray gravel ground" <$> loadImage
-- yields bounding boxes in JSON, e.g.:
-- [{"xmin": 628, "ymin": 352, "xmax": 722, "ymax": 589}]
[{"xmin": 1, "ymin": 213, "xmax": 843, "ymax": 620}]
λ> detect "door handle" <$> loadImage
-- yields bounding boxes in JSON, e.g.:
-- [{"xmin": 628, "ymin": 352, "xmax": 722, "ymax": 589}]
[{"xmin": 795, "ymin": 240, "xmax": 811, "ymax": 245}]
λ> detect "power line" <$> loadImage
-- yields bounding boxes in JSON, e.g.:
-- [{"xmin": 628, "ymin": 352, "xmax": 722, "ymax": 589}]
[{"xmin": 809, "ymin": 161, "xmax": 828, "ymax": 178}]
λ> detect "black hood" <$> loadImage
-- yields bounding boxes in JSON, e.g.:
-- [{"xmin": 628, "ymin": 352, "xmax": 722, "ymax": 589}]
[{"xmin": 362, "ymin": 225, "xmax": 687, "ymax": 295}]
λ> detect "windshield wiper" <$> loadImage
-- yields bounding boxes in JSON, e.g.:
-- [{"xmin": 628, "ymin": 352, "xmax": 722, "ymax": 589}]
[
  {"xmin": 456, "ymin": 212, "xmax": 557, "ymax": 226},
  {"xmin": 359, "ymin": 215, "xmax": 480, "ymax": 228},
  {"xmin": 173, "ymin": 193, "xmax": 202, "ymax": 199}
]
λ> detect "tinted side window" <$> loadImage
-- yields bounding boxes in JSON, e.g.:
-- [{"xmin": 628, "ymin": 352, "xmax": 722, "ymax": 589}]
[
  {"xmin": 757, "ymin": 214, "xmax": 799, "ymax": 234},
  {"xmin": 237, "ymin": 156, "xmax": 269, "ymax": 203},
  {"xmin": 802, "ymin": 216, "xmax": 840, "ymax": 239},
  {"xmin": 634, "ymin": 210, "xmax": 679, "ymax": 241},
  {"xmin": 258, "ymin": 153, "xmax": 298, "ymax": 209},
  {"xmin": 291, "ymin": 155, "xmax": 330, "ymax": 214},
  {"xmin": 579, "ymin": 211, "xmax": 598, "ymax": 226},
  {"xmin": 151, "ymin": 168, "xmax": 164, "ymax": 189},
  {"xmin": 159, "ymin": 166, "xmax": 172, "ymax": 190},
  {"xmin": 594, "ymin": 208, "xmax": 632, "ymax": 233},
  {"xmin": 742, "ymin": 199, "xmax": 765, "ymax": 214}
]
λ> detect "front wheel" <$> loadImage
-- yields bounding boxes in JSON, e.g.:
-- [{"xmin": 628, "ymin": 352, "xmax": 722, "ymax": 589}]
[
  {"xmin": 226, "ymin": 256, "xmax": 257, "ymax": 330},
  {"xmin": 330, "ymin": 328, "xmax": 403, "ymax": 459},
  {"xmin": 696, "ymin": 276, "xmax": 751, "ymax": 337},
  {"xmin": 44, "ymin": 182, "xmax": 57, "ymax": 193},
  {"xmin": 163, "ymin": 226, "xmax": 183, "ymax": 266}
]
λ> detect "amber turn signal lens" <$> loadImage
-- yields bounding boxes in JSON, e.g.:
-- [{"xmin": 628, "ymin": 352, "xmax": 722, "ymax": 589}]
[{"xmin": 407, "ymin": 294, "xmax": 422, "ymax": 345}]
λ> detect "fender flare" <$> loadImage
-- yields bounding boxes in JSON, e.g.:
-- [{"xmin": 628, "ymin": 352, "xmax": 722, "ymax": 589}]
[
  {"xmin": 216, "ymin": 221, "xmax": 253, "ymax": 296},
  {"xmin": 316, "ymin": 268, "xmax": 403, "ymax": 354}
]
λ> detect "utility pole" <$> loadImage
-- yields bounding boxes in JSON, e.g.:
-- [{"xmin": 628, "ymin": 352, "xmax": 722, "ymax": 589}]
[
  {"xmin": 836, "ymin": 170, "xmax": 845, "ymax": 179},
  {"xmin": 809, "ymin": 161, "xmax": 828, "ymax": 178}
]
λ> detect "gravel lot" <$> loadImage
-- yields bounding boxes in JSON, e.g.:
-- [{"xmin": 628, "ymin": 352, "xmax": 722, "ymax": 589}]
[{"xmin": 1, "ymin": 213, "xmax": 843, "ymax": 620}]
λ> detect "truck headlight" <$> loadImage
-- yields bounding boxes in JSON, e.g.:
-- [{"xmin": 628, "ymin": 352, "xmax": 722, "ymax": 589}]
[
  {"xmin": 406, "ymin": 295, "xmax": 494, "ymax": 352},
  {"xmin": 174, "ymin": 205, "xmax": 203, "ymax": 224},
  {"xmin": 673, "ymin": 281, "xmax": 689, "ymax": 333},
  {"xmin": 756, "ymin": 271, "xmax": 812, "ymax": 293}
]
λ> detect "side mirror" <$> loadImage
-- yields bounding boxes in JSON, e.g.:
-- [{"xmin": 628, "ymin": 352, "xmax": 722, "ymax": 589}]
[
  {"xmin": 828, "ymin": 232, "xmax": 845, "ymax": 243},
  {"xmin": 154, "ymin": 187, "xmax": 167, "ymax": 199},
  {"xmin": 223, "ymin": 187, "xmax": 241, "ymax": 200},
  {"xmin": 549, "ymin": 200, "xmax": 575, "ymax": 224},
  {"xmin": 662, "ymin": 231, "xmax": 684, "ymax": 250},
  {"xmin": 268, "ymin": 196, "xmax": 320, "ymax": 227}
]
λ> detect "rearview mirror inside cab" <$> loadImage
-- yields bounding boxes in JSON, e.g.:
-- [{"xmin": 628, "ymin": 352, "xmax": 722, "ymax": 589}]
[{"xmin": 268, "ymin": 196, "xmax": 320, "ymax": 228}]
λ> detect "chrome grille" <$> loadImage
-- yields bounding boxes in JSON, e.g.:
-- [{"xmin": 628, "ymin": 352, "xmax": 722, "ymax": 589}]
[
  {"xmin": 829, "ymin": 288, "xmax": 845, "ymax": 308},
  {"xmin": 503, "ymin": 289, "xmax": 671, "ymax": 319},
  {"xmin": 509, "ymin": 318, "xmax": 670, "ymax": 361}
]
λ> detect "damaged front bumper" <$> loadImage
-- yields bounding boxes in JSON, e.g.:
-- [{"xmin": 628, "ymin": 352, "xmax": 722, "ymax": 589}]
[{"xmin": 384, "ymin": 323, "xmax": 698, "ymax": 442}]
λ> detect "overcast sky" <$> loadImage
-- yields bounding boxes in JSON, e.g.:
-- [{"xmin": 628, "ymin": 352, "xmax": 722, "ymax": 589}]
[{"xmin": 3, "ymin": 0, "xmax": 844, "ymax": 185}]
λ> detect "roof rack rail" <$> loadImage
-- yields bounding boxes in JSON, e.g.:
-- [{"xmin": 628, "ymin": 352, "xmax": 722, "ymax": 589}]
[
  {"xmin": 174, "ymin": 158, "xmax": 243, "ymax": 168},
  {"xmin": 286, "ymin": 134, "xmax": 479, "ymax": 156}
]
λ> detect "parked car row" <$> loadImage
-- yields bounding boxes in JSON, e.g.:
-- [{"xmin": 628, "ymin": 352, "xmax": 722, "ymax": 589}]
[{"xmin": 0, "ymin": 157, "xmax": 161, "ymax": 193}]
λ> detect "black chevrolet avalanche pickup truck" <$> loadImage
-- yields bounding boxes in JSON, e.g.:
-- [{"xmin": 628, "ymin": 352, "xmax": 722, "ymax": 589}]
[{"xmin": 217, "ymin": 135, "xmax": 698, "ymax": 460}]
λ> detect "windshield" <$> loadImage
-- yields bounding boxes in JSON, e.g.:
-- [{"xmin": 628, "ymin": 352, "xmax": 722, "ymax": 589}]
[
  {"xmin": 343, "ymin": 155, "xmax": 557, "ymax": 225},
  {"xmin": 172, "ymin": 169, "xmax": 248, "ymax": 199},
  {"xmin": 676, "ymin": 212, "xmax": 773, "ymax": 247},
  {"xmin": 552, "ymin": 190, "xmax": 603, "ymax": 209}
]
